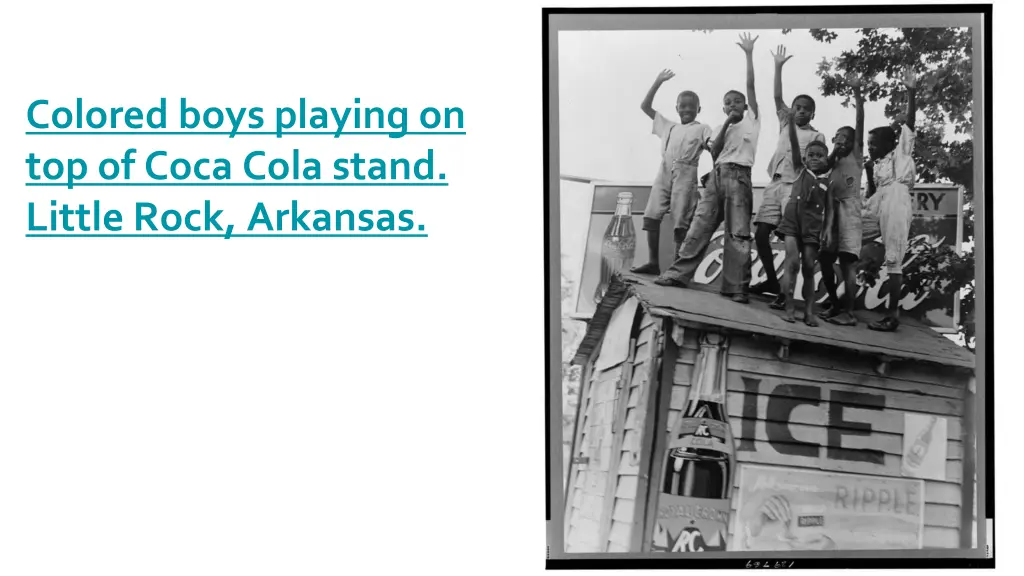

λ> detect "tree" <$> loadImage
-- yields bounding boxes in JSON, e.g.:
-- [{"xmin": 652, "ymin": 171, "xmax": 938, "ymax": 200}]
[{"xmin": 811, "ymin": 27, "xmax": 976, "ymax": 350}]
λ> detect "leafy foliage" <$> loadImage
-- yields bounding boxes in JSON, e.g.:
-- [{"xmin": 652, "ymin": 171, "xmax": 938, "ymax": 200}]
[
  {"xmin": 905, "ymin": 241, "xmax": 976, "ymax": 347},
  {"xmin": 810, "ymin": 28, "xmax": 838, "ymax": 43},
  {"xmin": 811, "ymin": 27, "xmax": 976, "ymax": 350}
]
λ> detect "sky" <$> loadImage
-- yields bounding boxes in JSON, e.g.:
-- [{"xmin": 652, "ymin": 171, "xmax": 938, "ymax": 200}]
[
  {"xmin": 558, "ymin": 28, "xmax": 905, "ymax": 303},
  {"xmin": 558, "ymin": 27, "xmax": 894, "ymax": 183}
]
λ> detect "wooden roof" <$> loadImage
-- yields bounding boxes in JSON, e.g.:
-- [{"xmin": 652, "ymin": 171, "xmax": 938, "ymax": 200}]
[
  {"xmin": 572, "ymin": 276, "xmax": 630, "ymax": 365},
  {"xmin": 573, "ymin": 272, "xmax": 975, "ymax": 371}
]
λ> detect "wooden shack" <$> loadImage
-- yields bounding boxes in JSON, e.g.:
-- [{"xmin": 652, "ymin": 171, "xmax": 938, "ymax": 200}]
[{"xmin": 563, "ymin": 272, "xmax": 976, "ymax": 553}]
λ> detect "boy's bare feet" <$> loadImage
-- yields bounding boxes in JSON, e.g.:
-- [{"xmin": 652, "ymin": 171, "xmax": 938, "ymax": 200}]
[
  {"xmin": 817, "ymin": 300, "xmax": 842, "ymax": 319},
  {"xmin": 868, "ymin": 316, "xmax": 900, "ymax": 332},
  {"xmin": 804, "ymin": 314, "xmax": 819, "ymax": 328},
  {"xmin": 825, "ymin": 312, "xmax": 857, "ymax": 326},
  {"xmin": 631, "ymin": 262, "xmax": 661, "ymax": 275},
  {"xmin": 654, "ymin": 276, "xmax": 687, "ymax": 288},
  {"xmin": 732, "ymin": 294, "xmax": 749, "ymax": 304},
  {"xmin": 782, "ymin": 299, "xmax": 798, "ymax": 323}
]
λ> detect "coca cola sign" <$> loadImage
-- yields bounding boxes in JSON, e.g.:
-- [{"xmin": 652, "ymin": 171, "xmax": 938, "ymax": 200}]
[{"xmin": 572, "ymin": 181, "xmax": 962, "ymax": 332}]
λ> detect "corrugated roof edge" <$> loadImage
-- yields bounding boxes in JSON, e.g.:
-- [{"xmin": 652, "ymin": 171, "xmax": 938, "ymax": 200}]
[
  {"xmin": 569, "ymin": 272, "xmax": 975, "ymax": 372},
  {"xmin": 571, "ymin": 275, "xmax": 630, "ymax": 365}
]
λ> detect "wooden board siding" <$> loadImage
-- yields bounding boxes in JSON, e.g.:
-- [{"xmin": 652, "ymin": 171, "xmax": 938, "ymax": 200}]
[
  {"xmin": 660, "ymin": 331, "xmax": 968, "ymax": 550},
  {"xmin": 565, "ymin": 311, "xmax": 659, "ymax": 553},
  {"xmin": 605, "ymin": 320, "xmax": 656, "ymax": 551},
  {"xmin": 567, "ymin": 278, "xmax": 975, "ymax": 553},
  {"xmin": 565, "ymin": 363, "xmax": 619, "ymax": 553},
  {"xmin": 563, "ymin": 344, "xmax": 598, "ymax": 542},
  {"xmin": 565, "ymin": 312, "xmax": 656, "ymax": 553}
]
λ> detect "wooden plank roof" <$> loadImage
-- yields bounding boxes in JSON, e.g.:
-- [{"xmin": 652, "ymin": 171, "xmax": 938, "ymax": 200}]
[{"xmin": 573, "ymin": 272, "xmax": 975, "ymax": 371}]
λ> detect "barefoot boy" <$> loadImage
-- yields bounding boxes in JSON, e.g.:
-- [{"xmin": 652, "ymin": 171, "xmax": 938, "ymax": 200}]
[
  {"xmin": 630, "ymin": 70, "xmax": 713, "ymax": 275},
  {"xmin": 818, "ymin": 73, "xmax": 866, "ymax": 326},
  {"xmin": 654, "ymin": 33, "xmax": 761, "ymax": 303},
  {"xmin": 861, "ymin": 68, "xmax": 919, "ymax": 332},
  {"xmin": 774, "ymin": 110, "xmax": 837, "ymax": 326},
  {"xmin": 751, "ymin": 46, "xmax": 826, "ymax": 306}
]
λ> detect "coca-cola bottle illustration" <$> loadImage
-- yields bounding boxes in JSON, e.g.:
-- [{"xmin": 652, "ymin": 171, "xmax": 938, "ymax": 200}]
[
  {"xmin": 904, "ymin": 416, "xmax": 939, "ymax": 470},
  {"xmin": 593, "ymin": 192, "xmax": 636, "ymax": 305},
  {"xmin": 652, "ymin": 333, "xmax": 735, "ymax": 553}
]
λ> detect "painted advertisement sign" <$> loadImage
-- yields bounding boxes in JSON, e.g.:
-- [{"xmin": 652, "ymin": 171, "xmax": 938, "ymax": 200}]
[
  {"xmin": 652, "ymin": 494, "xmax": 730, "ymax": 552},
  {"xmin": 573, "ymin": 181, "xmax": 962, "ymax": 331},
  {"xmin": 901, "ymin": 413, "xmax": 948, "ymax": 481},
  {"xmin": 734, "ymin": 465, "xmax": 925, "ymax": 551},
  {"xmin": 652, "ymin": 335, "xmax": 734, "ymax": 553}
]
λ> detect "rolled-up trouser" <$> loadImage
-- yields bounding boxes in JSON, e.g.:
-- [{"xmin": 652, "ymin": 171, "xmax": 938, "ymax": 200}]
[
  {"xmin": 825, "ymin": 194, "xmax": 863, "ymax": 258},
  {"xmin": 861, "ymin": 184, "xmax": 913, "ymax": 274},
  {"xmin": 643, "ymin": 160, "xmax": 701, "ymax": 244},
  {"xmin": 753, "ymin": 174, "xmax": 793, "ymax": 227},
  {"xmin": 660, "ymin": 163, "xmax": 753, "ymax": 296}
]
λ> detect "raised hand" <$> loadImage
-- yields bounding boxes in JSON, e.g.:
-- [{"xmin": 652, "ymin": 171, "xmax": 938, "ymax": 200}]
[
  {"xmin": 736, "ymin": 32, "xmax": 759, "ymax": 53},
  {"xmin": 642, "ymin": 69, "xmax": 675, "ymax": 119},
  {"xmin": 771, "ymin": 45, "xmax": 793, "ymax": 67},
  {"xmin": 903, "ymin": 68, "xmax": 917, "ymax": 90}
]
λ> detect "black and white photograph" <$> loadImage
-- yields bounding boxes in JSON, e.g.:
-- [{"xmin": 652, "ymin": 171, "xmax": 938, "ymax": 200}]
[{"xmin": 544, "ymin": 6, "xmax": 990, "ymax": 566}]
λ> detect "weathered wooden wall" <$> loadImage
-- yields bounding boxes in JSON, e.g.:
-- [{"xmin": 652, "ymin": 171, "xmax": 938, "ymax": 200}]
[
  {"xmin": 564, "ymin": 313, "xmax": 657, "ymax": 553},
  {"xmin": 662, "ymin": 331, "xmax": 968, "ymax": 549},
  {"xmin": 567, "ymin": 307, "xmax": 971, "ymax": 553}
]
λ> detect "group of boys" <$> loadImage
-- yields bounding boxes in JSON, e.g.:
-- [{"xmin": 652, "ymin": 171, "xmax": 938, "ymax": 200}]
[{"xmin": 631, "ymin": 33, "xmax": 919, "ymax": 332}]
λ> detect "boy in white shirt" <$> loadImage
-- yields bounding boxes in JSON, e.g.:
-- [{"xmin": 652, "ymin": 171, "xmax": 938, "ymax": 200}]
[
  {"xmin": 655, "ymin": 33, "xmax": 762, "ymax": 303},
  {"xmin": 631, "ymin": 70, "xmax": 713, "ymax": 275},
  {"xmin": 861, "ymin": 69, "xmax": 919, "ymax": 332}
]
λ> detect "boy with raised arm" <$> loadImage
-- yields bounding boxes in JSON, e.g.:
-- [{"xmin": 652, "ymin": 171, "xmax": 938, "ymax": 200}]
[
  {"xmin": 750, "ymin": 45, "xmax": 826, "ymax": 307},
  {"xmin": 654, "ymin": 33, "xmax": 761, "ymax": 303},
  {"xmin": 630, "ymin": 70, "xmax": 713, "ymax": 275},
  {"xmin": 773, "ymin": 109, "xmax": 838, "ymax": 326},
  {"xmin": 860, "ymin": 69, "xmax": 919, "ymax": 332},
  {"xmin": 818, "ymin": 73, "xmax": 866, "ymax": 326}
]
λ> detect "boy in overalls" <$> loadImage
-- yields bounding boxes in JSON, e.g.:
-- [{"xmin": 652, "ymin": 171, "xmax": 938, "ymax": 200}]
[
  {"xmin": 750, "ymin": 46, "xmax": 826, "ymax": 308},
  {"xmin": 654, "ymin": 33, "xmax": 761, "ymax": 303},
  {"xmin": 631, "ymin": 70, "xmax": 713, "ymax": 275},
  {"xmin": 773, "ymin": 110, "xmax": 838, "ymax": 326}
]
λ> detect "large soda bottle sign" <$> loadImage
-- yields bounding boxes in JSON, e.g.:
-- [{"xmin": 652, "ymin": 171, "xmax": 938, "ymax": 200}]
[
  {"xmin": 652, "ymin": 332, "xmax": 735, "ymax": 553},
  {"xmin": 903, "ymin": 415, "xmax": 938, "ymax": 471},
  {"xmin": 593, "ymin": 192, "xmax": 636, "ymax": 305}
]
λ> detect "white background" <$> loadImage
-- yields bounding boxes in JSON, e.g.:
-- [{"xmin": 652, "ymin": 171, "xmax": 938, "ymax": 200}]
[{"xmin": 0, "ymin": 1, "xmax": 1018, "ymax": 574}]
